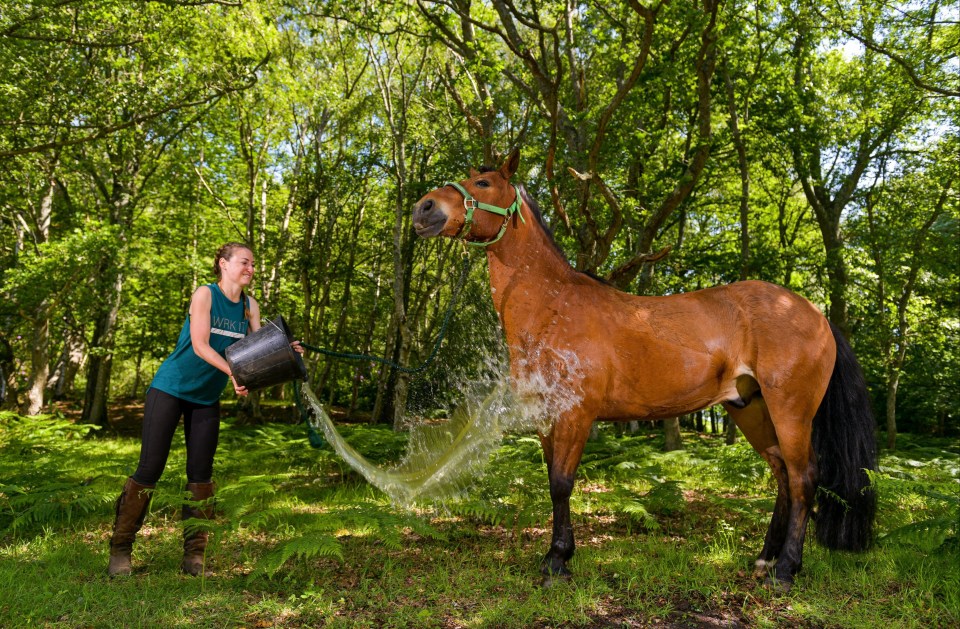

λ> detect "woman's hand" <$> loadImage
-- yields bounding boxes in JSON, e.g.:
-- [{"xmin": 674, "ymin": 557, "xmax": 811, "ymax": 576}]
[
  {"xmin": 291, "ymin": 340, "xmax": 305, "ymax": 355},
  {"xmin": 230, "ymin": 374, "xmax": 249, "ymax": 397}
]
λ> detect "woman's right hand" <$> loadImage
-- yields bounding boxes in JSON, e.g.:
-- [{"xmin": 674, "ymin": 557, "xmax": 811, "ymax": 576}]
[{"xmin": 230, "ymin": 374, "xmax": 249, "ymax": 397}]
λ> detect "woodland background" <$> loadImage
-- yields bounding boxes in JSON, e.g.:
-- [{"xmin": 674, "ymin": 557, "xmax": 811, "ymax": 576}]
[{"xmin": 0, "ymin": 0, "xmax": 957, "ymax": 449}]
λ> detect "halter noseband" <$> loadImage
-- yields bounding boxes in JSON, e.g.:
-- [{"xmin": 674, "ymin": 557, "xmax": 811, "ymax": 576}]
[{"xmin": 444, "ymin": 181, "xmax": 525, "ymax": 247}]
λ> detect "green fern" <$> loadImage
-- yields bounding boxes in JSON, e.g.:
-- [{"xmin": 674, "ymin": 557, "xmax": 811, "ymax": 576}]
[
  {"xmin": 253, "ymin": 533, "xmax": 344, "ymax": 576},
  {"xmin": 245, "ymin": 502, "xmax": 446, "ymax": 578},
  {"xmin": 619, "ymin": 498, "xmax": 661, "ymax": 531},
  {"xmin": 644, "ymin": 480, "xmax": 685, "ymax": 516},
  {"xmin": 868, "ymin": 467, "xmax": 959, "ymax": 551},
  {"xmin": 713, "ymin": 441, "xmax": 771, "ymax": 491},
  {"xmin": 880, "ymin": 515, "xmax": 958, "ymax": 552},
  {"xmin": 2, "ymin": 481, "xmax": 108, "ymax": 533}
]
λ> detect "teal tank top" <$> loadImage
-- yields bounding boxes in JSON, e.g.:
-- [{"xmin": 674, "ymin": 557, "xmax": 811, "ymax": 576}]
[{"xmin": 149, "ymin": 283, "xmax": 249, "ymax": 405}]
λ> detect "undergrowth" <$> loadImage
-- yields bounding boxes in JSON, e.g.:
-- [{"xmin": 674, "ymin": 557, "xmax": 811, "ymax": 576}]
[{"xmin": 1, "ymin": 410, "xmax": 957, "ymax": 627}]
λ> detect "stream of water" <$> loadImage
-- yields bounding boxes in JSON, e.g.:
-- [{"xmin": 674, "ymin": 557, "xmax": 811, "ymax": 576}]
[
  {"xmin": 300, "ymin": 380, "xmax": 513, "ymax": 506},
  {"xmin": 299, "ymin": 344, "xmax": 585, "ymax": 506}
]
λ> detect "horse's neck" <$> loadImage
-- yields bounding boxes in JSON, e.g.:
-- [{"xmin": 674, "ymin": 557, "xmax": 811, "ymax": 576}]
[{"xmin": 485, "ymin": 203, "xmax": 575, "ymax": 319}]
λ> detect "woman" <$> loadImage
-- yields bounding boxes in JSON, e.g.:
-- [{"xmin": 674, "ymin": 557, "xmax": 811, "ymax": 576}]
[{"xmin": 108, "ymin": 242, "xmax": 295, "ymax": 577}]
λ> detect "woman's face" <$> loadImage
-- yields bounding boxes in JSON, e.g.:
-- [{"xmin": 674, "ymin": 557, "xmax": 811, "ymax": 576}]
[{"xmin": 220, "ymin": 248, "xmax": 255, "ymax": 286}]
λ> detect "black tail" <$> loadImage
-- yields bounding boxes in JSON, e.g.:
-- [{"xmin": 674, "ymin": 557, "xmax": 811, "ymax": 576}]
[{"xmin": 812, "ymin": 322, "xmax": 878, "ymax": 551}]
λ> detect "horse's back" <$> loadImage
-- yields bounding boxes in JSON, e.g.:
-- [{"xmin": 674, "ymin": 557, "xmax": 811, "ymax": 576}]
[
  {"xmin": 718, "ymin": 280, "xmax": 834, "ymax": 355},
  {"xmin": 625, "ymin": 280, "xmax": 826, "ymax": 344},
  {"xmin": 642, "ymin": 279, "xmax": 836, "ymax": 396}
]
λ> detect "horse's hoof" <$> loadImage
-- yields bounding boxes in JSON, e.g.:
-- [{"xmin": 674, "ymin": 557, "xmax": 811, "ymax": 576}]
[
  {"xmin": 540, "ymin": 556, "xmax": 572, "ymax": 587},
  {"xmin": 763, "ymin": 574, "xmax": 793, "ymax": 594},
  {"xmin": 753, "ymin": 558, "xmax": 775, "ymax": 580},
  {"xmin": 540, "ymin": 560, "xmax": 571, "ymax": 578},
  {"xmin": 540, "ymin": 572, "xmax": 572, "ymax": 588}
]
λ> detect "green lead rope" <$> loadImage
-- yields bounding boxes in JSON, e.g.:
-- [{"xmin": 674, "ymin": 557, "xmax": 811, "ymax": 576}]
[{"xmin": 294, "ymin": 254, "xmax": 475, "ymax": 447}]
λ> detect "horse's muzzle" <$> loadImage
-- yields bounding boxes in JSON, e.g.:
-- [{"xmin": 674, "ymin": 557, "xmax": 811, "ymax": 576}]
[{"xmin": 412, "ymin": 199, "xmax": 447, "ymax": 237}]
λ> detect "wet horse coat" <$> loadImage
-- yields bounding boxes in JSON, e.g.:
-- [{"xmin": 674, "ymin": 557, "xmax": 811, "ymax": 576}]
[{"xmin": 413, "ymin": 150, "xmax": 876, "ymax": 588}]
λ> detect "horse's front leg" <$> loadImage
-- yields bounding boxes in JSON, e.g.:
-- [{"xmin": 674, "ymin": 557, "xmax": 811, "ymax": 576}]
[
  {"xmin": 539, "ymin": 415, "xmax": 592, "ymax": 579},
  {"xmin": 542, "ymin": 463, "xmax": 576, "ymax": 576}
]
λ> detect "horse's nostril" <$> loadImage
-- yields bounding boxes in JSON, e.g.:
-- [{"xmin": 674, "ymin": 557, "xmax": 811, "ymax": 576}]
[{"xmin": 420, "ymin": 199, "xmax": 434, "ymax": 213}]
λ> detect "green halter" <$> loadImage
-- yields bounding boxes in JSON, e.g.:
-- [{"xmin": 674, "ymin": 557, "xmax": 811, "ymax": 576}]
[{"xmin": 444, "ymin": 181, "xmax": 525, "ymax": 247}]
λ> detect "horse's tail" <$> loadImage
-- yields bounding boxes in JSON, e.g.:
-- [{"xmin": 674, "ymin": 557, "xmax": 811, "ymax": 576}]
[{"xmin": 811, "ymin": 322, "xmax": 878, "ymax": 551}]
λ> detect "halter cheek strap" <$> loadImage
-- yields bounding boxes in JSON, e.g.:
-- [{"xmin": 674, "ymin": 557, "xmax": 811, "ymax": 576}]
[{"xmin": 444, "ymin": 181, "xmax": 525, "ymax": 247}]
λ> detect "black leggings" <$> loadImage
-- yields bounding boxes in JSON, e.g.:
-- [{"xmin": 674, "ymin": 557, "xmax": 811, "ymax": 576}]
[{"xmin": 131, "ymin": 388, "xmax": 221, "ymax": 485}]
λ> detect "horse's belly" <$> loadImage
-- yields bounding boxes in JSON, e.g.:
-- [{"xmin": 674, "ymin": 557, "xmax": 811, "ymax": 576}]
[{"xmin": 598, "ymin": 354, "xmax": 740, "ymax": 420}]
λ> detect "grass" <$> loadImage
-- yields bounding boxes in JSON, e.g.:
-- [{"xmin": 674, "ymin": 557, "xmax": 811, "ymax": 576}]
[{"xmin": 1, "ymin": 409, "xmax": 958, "ymax": 628}]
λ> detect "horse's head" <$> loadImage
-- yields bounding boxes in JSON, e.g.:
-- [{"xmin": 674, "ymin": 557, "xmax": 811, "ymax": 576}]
[{"xmin": 413, "ymin": 149, "xmax": 523, "ymax": 246}]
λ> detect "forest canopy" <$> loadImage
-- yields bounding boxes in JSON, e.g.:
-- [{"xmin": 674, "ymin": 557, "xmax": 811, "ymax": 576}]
[{"xmin": 0, "ymin": 0, "xmax": 957, "ymax": 447}]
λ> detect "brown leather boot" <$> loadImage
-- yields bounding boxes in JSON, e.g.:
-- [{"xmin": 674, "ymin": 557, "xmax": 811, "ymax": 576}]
[
  {"xmin": 107, "ymin": 477, "xmax": 154, "ymax": 577},
  {"xmin": 181, "ymin": 481, "xmax": 215, "ymax": 576}
]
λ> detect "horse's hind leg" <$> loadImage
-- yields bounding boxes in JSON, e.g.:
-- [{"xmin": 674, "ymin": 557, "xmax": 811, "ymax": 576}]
[
  {"xmin": 766, "ymin": 430, "xmax": 816, "ymax": 589},
  {"xmin": 760, "ymin": 392, "xmax": 819, "ymax": 590},
  {"xmin": 723, "ymin": 399, "xmax": 791, "ymax": 575},
  {"xmin": 756, "ymin": 452, "xmax": 790, "ymax": 572}
]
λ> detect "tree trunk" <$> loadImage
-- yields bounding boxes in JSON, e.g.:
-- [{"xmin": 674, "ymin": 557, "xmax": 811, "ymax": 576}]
[
  {"xmin": 24, "ymin": 176, "xmax": 57, "ymax": 414},
  {"xmin": 867, "ymin": 185, "xmax": 948, "ymax": 451},
  {"xmin": 353, "ymin": 251, "xmax": 384, "ymax": 419},
  {"xmin": 235, "ymin": 391, "xmax": 263, "ymax": 424},
  {"xmin": 663, "ymin": 417, "xmax": 683, "ymax": 451},
  {"xmin": 82, "ymin": 270, "xmax": 125, "ymax": 426},
  {"xmin": 885, "ymin": 371, "xmax": 900, "ymax": 451},
  {"xmin": 25, "ymin": 311, "xmax": 49, "ymax": 415},
  {"xmin": 725, "ymin": 414, "xmax": 738, "ymax": 445},
  {"xmin": 318, "ymin": 204, "xmax": 366, "ymax": 396},
  {"xmin": 589, "ymin": 423, "xmax": 601, "ymax": 441},
  {"xmin": 49, "ymin": 328, "xmax": 85, "ymax": 400},
  {"xmin": 723, "ymin": 58, "xmax": 751, "ymax": 281},
  {"xmin": 823, "ymin": 235, "xmax": 850, "ymax": 335},
  {"xmin": 0, "ymin": 336, "xmax": 15, "ymax": 410}
]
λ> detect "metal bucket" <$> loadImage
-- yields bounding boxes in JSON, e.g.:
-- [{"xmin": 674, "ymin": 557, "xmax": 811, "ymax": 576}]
[{"xmin": 225, "ymin": 316, "xmax": 306, "ymax": 392}]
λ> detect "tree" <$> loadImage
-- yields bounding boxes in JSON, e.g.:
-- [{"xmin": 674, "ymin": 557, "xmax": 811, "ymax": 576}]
[
  {"xmin": 1, "ymin": 1, "xmax": 271, "ymax": 421},
  {"xmin": 0, "ymin": 0, "xmax": 955, "ymax": 441},
  {"xmin": 782, "ymin": 2, "xmax": 939, "ymax": 335},
  {"xmin": 853, "ymin": 137, "xmax": 957, "ymax": 449},
  {"xmin": 0, "ymin": 1, "xmax": 268, "ymax": 159}
]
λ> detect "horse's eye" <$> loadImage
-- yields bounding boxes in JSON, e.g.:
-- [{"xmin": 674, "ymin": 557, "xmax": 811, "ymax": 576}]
[{"xmin": 476, "ymin": 179, "xmax": 490, "ymax": 188}]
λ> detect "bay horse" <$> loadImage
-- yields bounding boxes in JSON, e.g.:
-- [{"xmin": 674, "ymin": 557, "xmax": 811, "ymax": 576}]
[{"xmin": 412, "ymin": 149, "xmax": 877, "ymax": 589}]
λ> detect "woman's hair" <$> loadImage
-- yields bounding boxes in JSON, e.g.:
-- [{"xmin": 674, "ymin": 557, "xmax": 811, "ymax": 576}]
[
  {"xmin": 213, "ymin": 242, "xmax": 252, "ymax": 279},
  {"xmin": 213, "ymin": 242, "xmax": 253, "ymax": 324}
]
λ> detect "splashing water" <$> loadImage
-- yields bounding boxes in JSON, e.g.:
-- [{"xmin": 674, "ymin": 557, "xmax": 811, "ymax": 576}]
[
  {"xmin": 299, "ymin": 343, "xmax": 586, "ymax": 506},
  {"xmin": 301, "ymin": 380, "xmax": 514, "ymax": 506}
]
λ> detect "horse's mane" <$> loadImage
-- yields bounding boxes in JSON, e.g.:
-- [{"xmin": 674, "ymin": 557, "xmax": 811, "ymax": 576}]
[
  {"xmin": 479, "ymin": 165, "xmax": 607, "ymax": 284},
  {"xmin": 478, "ymin": 165, "xmax": 562, "ymax": 257}
]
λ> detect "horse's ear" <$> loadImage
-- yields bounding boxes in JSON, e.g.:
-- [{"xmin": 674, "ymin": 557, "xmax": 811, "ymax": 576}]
[
  {"xmin": 499, "ymin": 148, "xmax": 520, "ymax": 180},
  {"xmin": 469, "ymin": 167, "xmax": 480, "ymax": 178}
]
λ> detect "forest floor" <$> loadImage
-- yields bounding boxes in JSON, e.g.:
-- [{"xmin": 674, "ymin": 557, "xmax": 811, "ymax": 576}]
[{"xmin": 1, "ymin": 410, "xmax": 957, "ymax": 627}]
